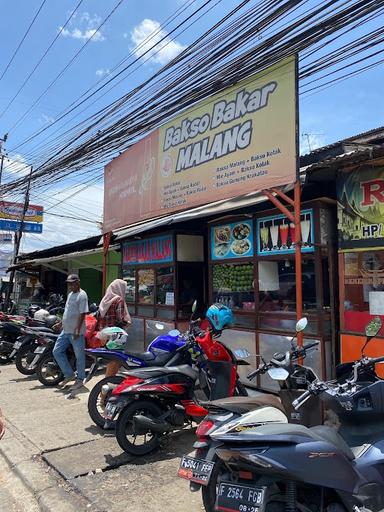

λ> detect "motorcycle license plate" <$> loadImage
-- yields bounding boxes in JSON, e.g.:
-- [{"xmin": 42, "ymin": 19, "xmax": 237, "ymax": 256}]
[
  {"xmin": 34, "ymin": 347, "xmax": 46, "ymax": 354},
  {"xmin": 13, "ymin": 341, "xmax": 22, "ymax": 349},
  {"xmin": 104, "ymin": 403, "xmax": 118, "ymax": 420},
  {"xmin": 216, "ymin": 482, "xmax": 266, "ymax": 512},
  {"xmin": 178, "ymin": 455, "xmax": 214, "ymax": 485}
]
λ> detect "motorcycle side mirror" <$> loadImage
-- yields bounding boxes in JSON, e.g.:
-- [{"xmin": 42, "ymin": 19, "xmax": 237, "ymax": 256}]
[
  {"xmin": 365, "ymin": 317, "xmax": 382, "ymax": 338},
  {"xmin": 296, "ymin": 317, "xmax": 308, "ymax": 333},
  {"xmin": 268, "ymin": 367, "xmax": 289, "ymax": 381},
  {"xmin": 155, "ymin": 323, "xmax": 165, "ymax": 330},
  {"xmin": 168, "ymin": 329, "xmax": 181, "ymax": 337},
  {"xmin": 234, "ymin": 348, "xmax": 251, "ymax": 359}
]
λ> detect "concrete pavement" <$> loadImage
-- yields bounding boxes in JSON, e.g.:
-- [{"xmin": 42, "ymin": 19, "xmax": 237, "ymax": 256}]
[{"xmin": 0, "ymin": 364, "xmax": 203, "ymax": 511}]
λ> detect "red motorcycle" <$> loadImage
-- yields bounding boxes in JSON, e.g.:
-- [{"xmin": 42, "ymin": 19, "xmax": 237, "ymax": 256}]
[{"xmin": 104, "ymin": 306, "xmax": 249, "ymax": 456}]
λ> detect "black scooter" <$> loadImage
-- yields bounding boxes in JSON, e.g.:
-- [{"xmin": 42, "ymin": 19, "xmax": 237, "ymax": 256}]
[{"xmin": 200, "ymin": 317, "xmax": 384, "ymax": 512}]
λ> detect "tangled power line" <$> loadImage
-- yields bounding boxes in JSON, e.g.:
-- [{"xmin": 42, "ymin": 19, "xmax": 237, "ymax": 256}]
[{"xmin": 1, "ymin": 0, "xmax": 384, "ymax": 199}]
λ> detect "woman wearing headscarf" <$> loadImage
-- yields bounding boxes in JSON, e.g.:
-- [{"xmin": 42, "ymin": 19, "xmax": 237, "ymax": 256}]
[{"xmin": 98, "ymin": 279, "xmax": 131, "ymax": 377}]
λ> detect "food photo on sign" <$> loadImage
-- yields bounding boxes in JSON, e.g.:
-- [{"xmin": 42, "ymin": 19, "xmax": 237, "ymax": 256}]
[{"xmin": 211, "ymin": 221, "xmax": 254, "ymax": 260}]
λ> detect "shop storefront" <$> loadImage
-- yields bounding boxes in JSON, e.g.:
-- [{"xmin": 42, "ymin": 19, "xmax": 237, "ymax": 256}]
[
  {"xmin": 207, "ymin": 199, "xmax": 336, "ymax": 385},
  {"xmin": 338, "ymin": 163, "xmax": 384, "ymax": 375},
  {"xmin": 116, "ymin": 195, "xmax": 337, "ymax": 384},
  {"xmin": 121, "ymin": 230, "xmax": 206, "ymax": 352}
]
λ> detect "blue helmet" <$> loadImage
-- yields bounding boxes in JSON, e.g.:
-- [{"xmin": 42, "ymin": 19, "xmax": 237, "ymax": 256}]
[{"xmin": 206, "ymin": 303, "xmax": 233, "ymax": 333}]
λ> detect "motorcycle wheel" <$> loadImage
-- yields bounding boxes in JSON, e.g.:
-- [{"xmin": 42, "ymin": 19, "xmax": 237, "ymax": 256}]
[
  {"xmin": 36, "ymin": 353, "xmax": 63, "ymax": 386},
  {"xmin": 202, "ymin": 456, "xmax": 221, "ymax": 512},
  {"xmin": 0, "ymin": 353, "xmax": 13, "ymax": 365},
  {"xmin": 88, "ymin": 375, "xmax": 124, "ymax": 429},
  {"xmin": 15, "ymin": 344, "xmax": 36, "ymax": 375},
  {"xmin": 115, "ymin": 400, "xmax": 163, "ymax": 456}
]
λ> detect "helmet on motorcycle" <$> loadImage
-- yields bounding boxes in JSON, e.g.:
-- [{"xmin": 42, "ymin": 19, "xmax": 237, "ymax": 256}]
[
  {"xmin": 28, "ymin": 304, "xmax": 40, "ymax": 317},
  {"xmin": 102, "ymin": 327, "xmax": 128, "ymax": 350},
  {"xmin": 34, "ymin": 309, "xmax": 50, "ymax": 321},
  {"xmin": 206, "ymin": 303, "xmax": 233, "ymax": 333},
  {"xmin": 88, "ymin": 303, "xmax": 98, "ymax": 313},
  {"xmin": 44, "ymin": 315, "xmax": 60, "ymax": 329},
  {"xmin": 97, "ymin": 326, "xmax": 126, "ymax": 341}
]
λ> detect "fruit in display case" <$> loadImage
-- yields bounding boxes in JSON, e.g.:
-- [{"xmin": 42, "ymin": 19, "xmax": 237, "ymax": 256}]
[{"xmin": 212, "ymin": 263, "xmax": 254, "ymax": 292}]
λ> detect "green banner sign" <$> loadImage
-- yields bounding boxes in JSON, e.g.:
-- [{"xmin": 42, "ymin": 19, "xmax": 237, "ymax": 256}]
[{"xmin": 338, "ymin": 166, "xmax": 384, "ymax": 250}]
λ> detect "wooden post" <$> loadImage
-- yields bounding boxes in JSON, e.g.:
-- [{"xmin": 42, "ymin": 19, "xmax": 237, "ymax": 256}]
[
  {"xmin": 102, "ymin": 231, "xmax": 112, "ymax": 294},
  {"xmin": 294, "ymin": 179, "xmax": 303, "ymax": 348}
]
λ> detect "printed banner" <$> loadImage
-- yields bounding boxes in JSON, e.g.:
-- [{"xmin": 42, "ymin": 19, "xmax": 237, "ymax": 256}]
[
  {"xmin": 256, "ymin": 209, "xmax": 314, "ymax": 255},
  {"xmin": 0, "ymin": 219, "xmax": 43, "ymax": 233},
  {"xmin": 0, "ymin": 201, "xmax": 43, "ymax": 223},
  {"xmin": 211, "ymin": 221, "xmax": 254, "ymax": 260},
  {"xmin": 338, "ymin": 166, "xmax": 384, "ymax": 250},
  {"xmin": 104, "ymin": 56, "xmax": 297, "ymax": 232},
  {"xmin": 122, "ymin": 235, "xmax": 174, "ymax": 265}
]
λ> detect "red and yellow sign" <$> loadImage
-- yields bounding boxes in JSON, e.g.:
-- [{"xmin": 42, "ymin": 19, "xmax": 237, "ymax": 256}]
[
  {"xmin": 0, "ymin": 201, "xmax": 43, "ymax": 223},
  {"xmin": 104, "ymin": 56, "xmax": 297, "ymax": 232}
]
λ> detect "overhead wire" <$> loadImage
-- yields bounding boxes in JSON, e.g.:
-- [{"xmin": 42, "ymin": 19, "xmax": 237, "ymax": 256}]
[
  {"xmin": 9, "ymin": 0, "xmax": 224, "ymax": 158},
  {"xmin": 0, "ymin": 0, "xmax": 48, "ymax": 82},
  {"xmin": 8, "ymin": 0, "xmax": 126, "ymax": 133},
  {"xmin": 0, "ymin": 0, "xmax": 86, "ymax": 120},
  {"xmin": 2, "ymin": 0, "xmax": 384, "ymax": 197}
]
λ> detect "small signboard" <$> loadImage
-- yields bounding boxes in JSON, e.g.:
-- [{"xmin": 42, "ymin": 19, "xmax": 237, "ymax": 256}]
[
  {"xmin": 122, "ymin": 235, "xmax": 174, "ymax": 265},
  {"xmin": 0, "ymin": 233, "xmax": 12, "ymax": 243},
  {"xmin": 0, "ymin": 220, "xmax": 43, "ymax": 233}
]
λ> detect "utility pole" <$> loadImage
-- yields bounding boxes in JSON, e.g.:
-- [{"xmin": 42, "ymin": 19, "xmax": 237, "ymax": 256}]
[
  {"xmin": 0, "ymin": 133, "xmax": 8, "ymax": 185},
  {"xmin": 5, "ymin": 166, "xmax": 33, "ymax": 310}
]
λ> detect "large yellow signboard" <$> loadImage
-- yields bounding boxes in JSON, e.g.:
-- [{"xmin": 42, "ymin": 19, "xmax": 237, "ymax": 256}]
[{"xmin": 104, "ymin": 56, "xmax": 297, "ymax": 232}]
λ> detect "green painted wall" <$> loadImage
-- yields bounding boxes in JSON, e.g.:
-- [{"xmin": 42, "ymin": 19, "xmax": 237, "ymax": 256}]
[{"xmin": 76, "ymin": 250, "xmax": 120, "ymax": 303}]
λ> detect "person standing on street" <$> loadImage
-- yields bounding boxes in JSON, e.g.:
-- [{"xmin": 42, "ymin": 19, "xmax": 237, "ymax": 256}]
[{"xmin": 53, "ymin": 274, "xmax": 89, "ymax": 391}]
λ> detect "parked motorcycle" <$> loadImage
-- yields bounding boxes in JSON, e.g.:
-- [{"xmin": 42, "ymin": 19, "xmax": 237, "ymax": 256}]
[
  {"xmin": 0, "ymin": 301, "xmax": 61, "ymax": 365},
  {"xmin": 194, "ymin": 317, "xmax": 384, "ymax": 512},
  {"xmin": 86, "ymin": 325, "xmax": 187, "ymax": 428},
  {"xmin": 104, "ymin": 303, "xmax": 251, "ymax": 456},
  {"xmin": 179, "ymin": 317, "xmax": 321, "ymax": 510},
  {"xmin": 11, "ymin": 315, "xmax": 61, "ymax": 375}
]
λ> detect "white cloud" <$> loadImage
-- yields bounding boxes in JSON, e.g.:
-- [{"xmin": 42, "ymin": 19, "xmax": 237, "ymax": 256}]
[
  {"xmin": 59, "ymin": 12, "xmax": 105, "ymax": 42},
  {"xmin": 39, "ymin": 113, "xmax": 55, "ymax": 124},
  {"xmin": 3, "ymin": 154, "xmax": 30, "ymax": 176},
  {"xmin": 130, "ymin": 19, "xmax": 186, "ymax": 66},
  {"xmin": 22, "ymin": 184, "xmax": 104, "ymax": 252},
  {"xmin": 300, "ymin": 133, "xmax": 325, "ymax": 154},
  {"xmin": 95, "ymin": 68, "xmax": 110, "ymax": 77}
]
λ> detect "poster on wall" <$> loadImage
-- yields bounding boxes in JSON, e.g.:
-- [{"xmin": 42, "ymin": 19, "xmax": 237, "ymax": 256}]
[
  {"xmin": 104, "ymin": 56, "xmax": 297, "ymax": 232},
  {"xmin": 338, "ymin": 166, "xmax": 384, "ymax": 250},
  {"xmin": 256, "ymin": 209, "xmax": 314, "ymax": 255},
  {"xmin": 211, "ymin": 221, "xmax": 254, "ymax": 260}
]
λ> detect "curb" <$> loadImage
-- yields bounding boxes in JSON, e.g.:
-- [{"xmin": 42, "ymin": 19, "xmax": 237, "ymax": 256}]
[{"xmin": 0, "ymin": 420, "xmax": 98, "ymax": 512}]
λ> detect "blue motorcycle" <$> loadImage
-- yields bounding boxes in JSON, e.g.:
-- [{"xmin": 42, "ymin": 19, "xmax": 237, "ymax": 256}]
[{"xmin": 86, "ymin": 326, "xmax": 186, "ymax": 428}]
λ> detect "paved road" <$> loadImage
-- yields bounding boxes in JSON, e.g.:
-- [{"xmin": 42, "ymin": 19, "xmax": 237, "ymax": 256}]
[
  {"xmin": 0, "ymin": 364, "xmax": 203, "ymax": 511},
  {"xmin": 0, "ymin": 454, "xmax": 39, "ymax": 512}
]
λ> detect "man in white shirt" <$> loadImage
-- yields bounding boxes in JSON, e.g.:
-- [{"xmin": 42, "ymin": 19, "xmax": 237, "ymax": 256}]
[{"xmin": 53, "ymin": 274, "xmax": 89, "ymax": 390}]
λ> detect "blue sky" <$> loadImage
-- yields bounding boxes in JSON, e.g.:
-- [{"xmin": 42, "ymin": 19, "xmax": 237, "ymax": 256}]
[{"xmin": 0, "ymin": 0, "xmax": 383, "ymax": 253}]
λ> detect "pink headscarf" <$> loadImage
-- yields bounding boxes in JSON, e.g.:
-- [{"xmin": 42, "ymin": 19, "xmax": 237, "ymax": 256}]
[{"xmin": 99, "ymin": 279, "xmax": 131, "ymax": 323}]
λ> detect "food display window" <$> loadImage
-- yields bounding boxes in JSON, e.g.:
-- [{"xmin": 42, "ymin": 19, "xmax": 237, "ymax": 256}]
[
  {"xmin": 341, "ymin": 251, "xmax": 384, "ymax": 334},
  {"xmin": 209, "ymin": 200, "xmax": 336, "ymax": 381},
  {"xmin": 210, "ymin": 220, "xmax": 255, "ymax": 328},
  {"xmin": 338, "ymin": 166, "xmax": 384, "ymax": 377},
  {"xmin": 121, "ymin": 231, "xmax": 205, "ymax": 325}
]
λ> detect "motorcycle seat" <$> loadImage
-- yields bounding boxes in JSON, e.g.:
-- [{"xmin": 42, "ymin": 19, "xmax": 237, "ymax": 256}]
[
  {"xmin": 206, "ymin": 395, "xmax": 285, "ymax": 414},
  {"xmin": 124, "ymin": 364, "xmax": 198, "ymax": 380},
  {"xmin": 28, "ymin": 326, "xmax": 54, "ymax": 334},
  {"xmin": 129, "ymin": 351, "xmax": 175, "ymax": 366}
]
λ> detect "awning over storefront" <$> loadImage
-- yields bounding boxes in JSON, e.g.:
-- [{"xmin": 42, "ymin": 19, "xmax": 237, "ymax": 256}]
[{"xmin": 112, "ymin": 186, "xmax": 295, "ymax": 242}]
